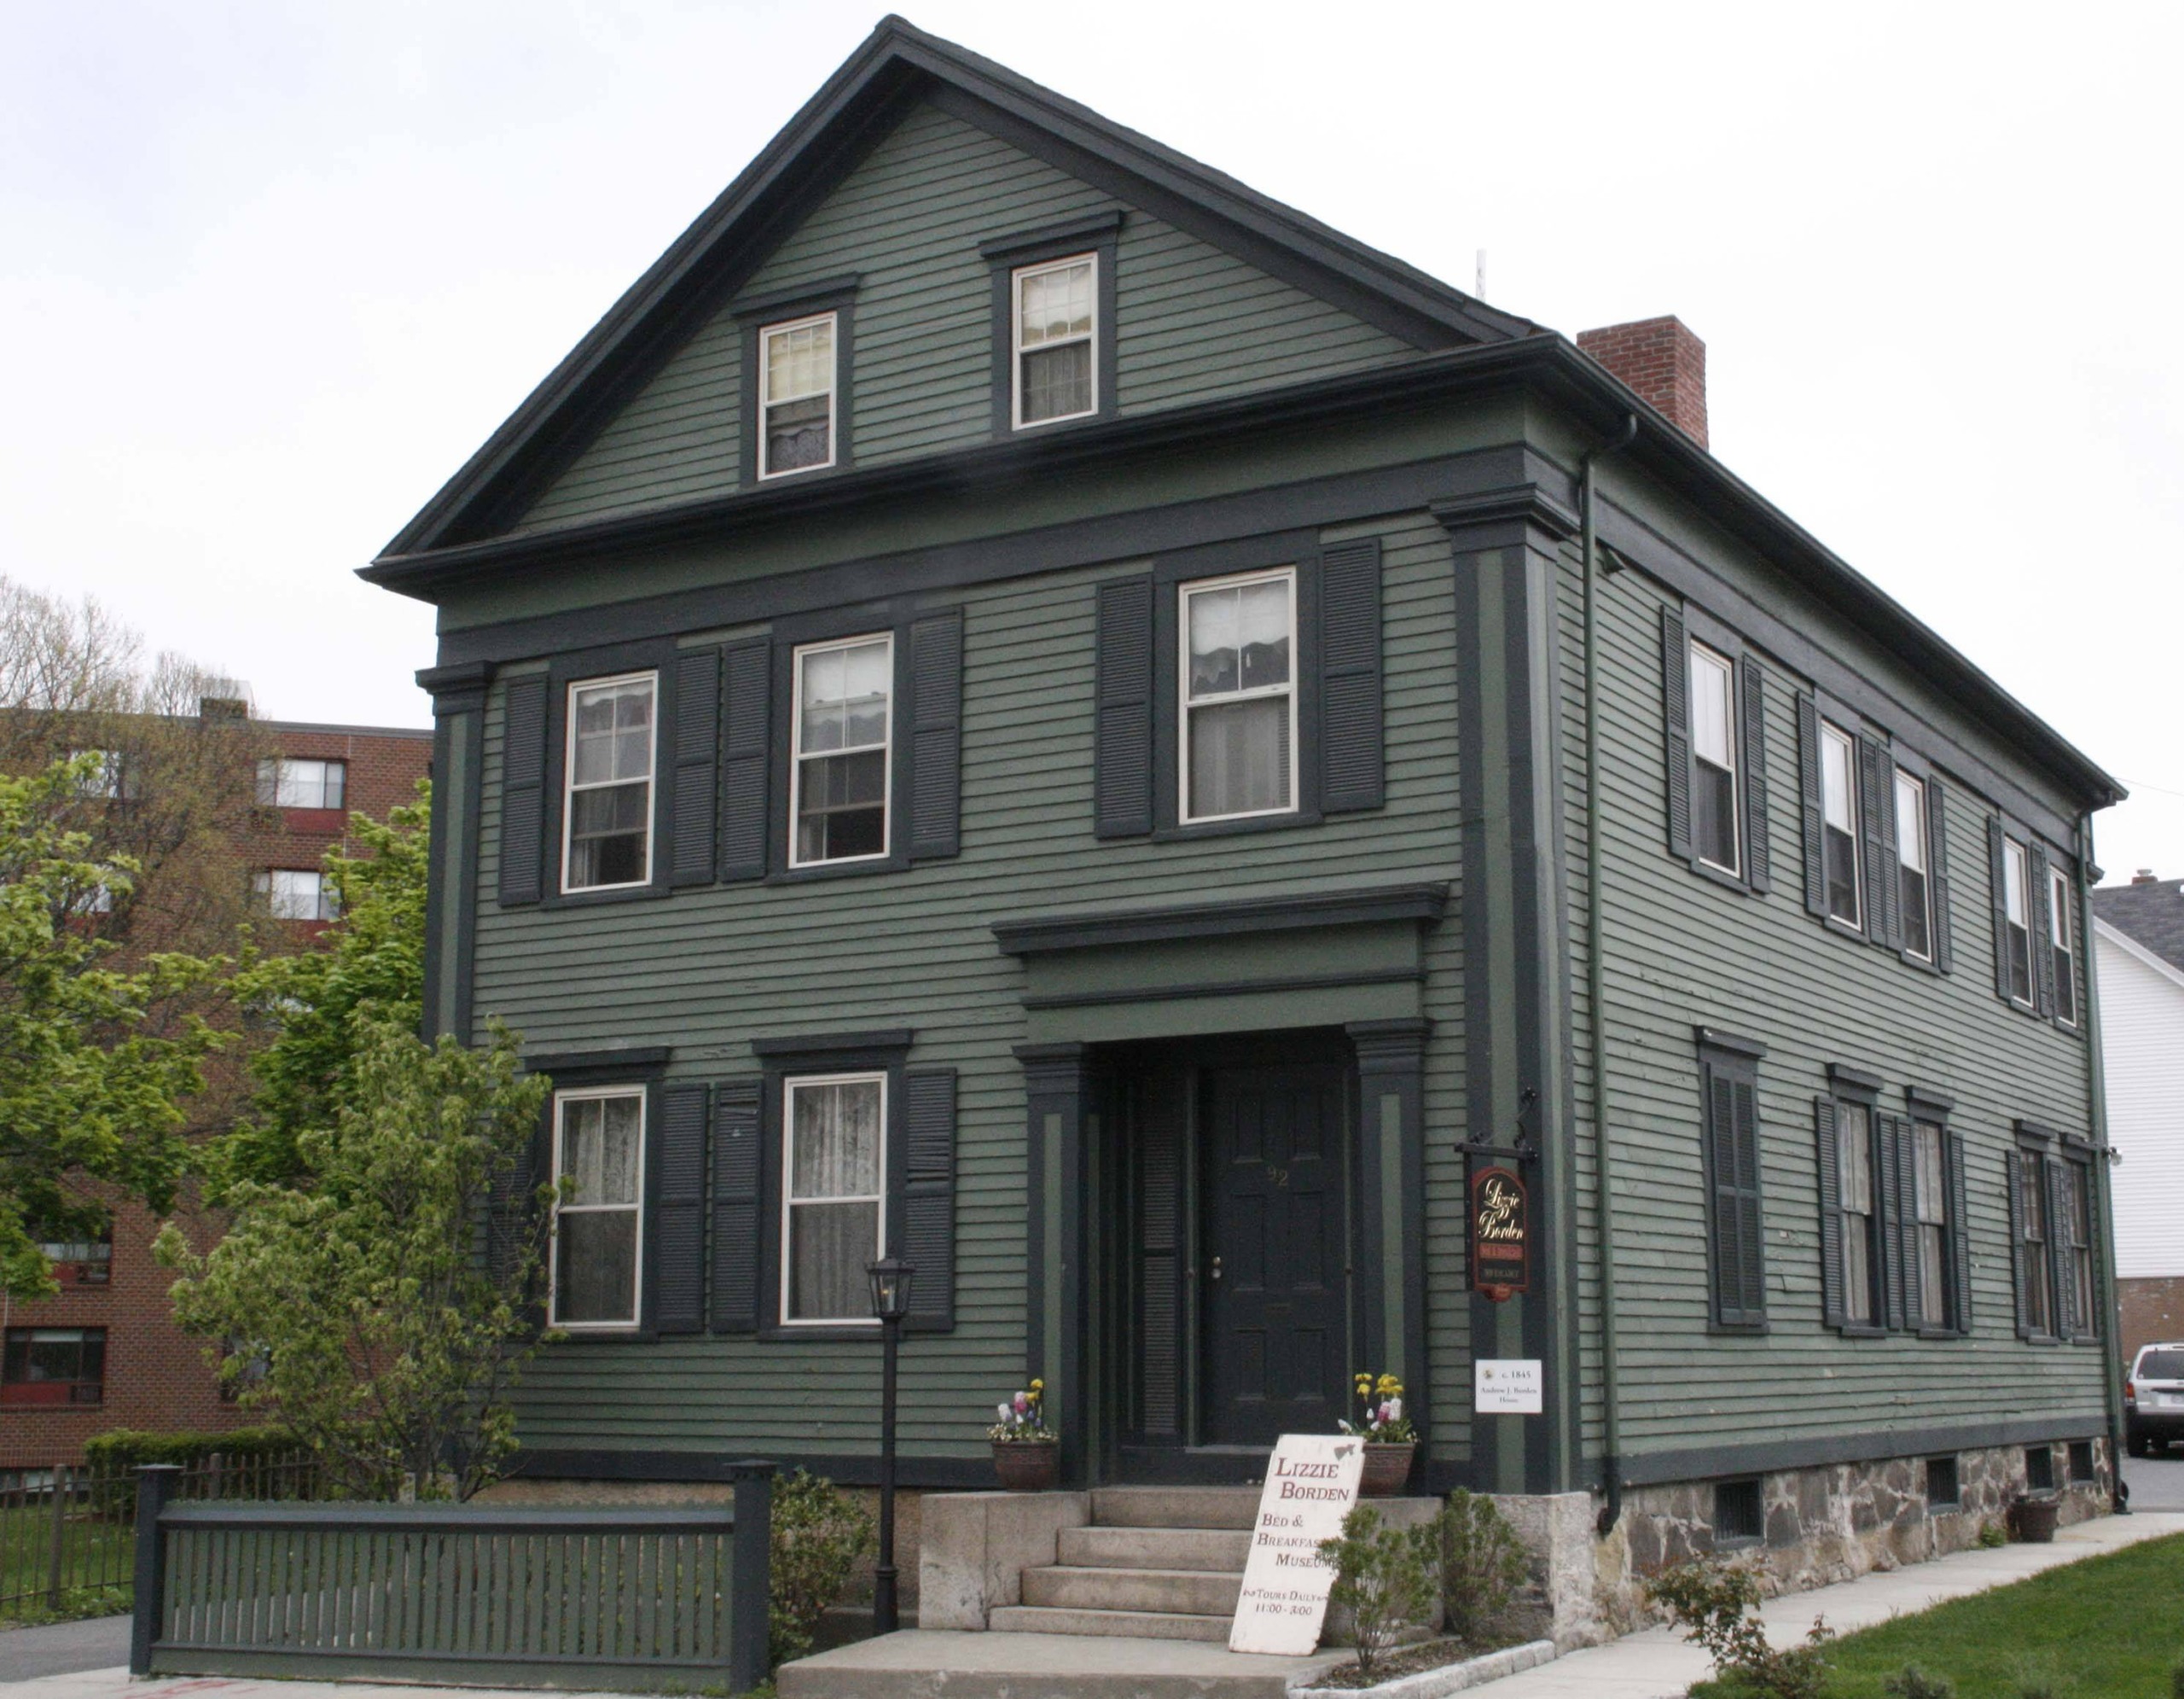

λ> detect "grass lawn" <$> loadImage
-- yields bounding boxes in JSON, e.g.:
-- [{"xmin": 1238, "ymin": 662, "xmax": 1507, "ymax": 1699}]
[
  {"xmin": 1693, "ymin": 1532, "xmax": 2184, "ymax": 1697},
  {"xmin": 0, "ymin": 1502, "xmax": 133, "ymax": 1625}
]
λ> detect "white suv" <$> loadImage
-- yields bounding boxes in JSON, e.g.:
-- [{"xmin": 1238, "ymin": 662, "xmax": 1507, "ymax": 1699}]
[{"xmin": 2125, "ymin": 1342, "xmax": 2184, "ymax": 1457}]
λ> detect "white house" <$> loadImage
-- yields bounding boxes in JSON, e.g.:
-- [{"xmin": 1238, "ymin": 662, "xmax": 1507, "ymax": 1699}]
[{"xmin": 2092, "ymin": 873, "xmax": 2184, "ymax": 1358}]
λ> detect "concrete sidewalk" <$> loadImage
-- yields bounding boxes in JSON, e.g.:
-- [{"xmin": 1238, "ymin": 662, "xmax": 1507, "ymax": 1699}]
[
  {"xmin": 3, "ymin": 1511, "xmax": 2176, "ymax": 1699},
  {"xmin": 1484, "ymin": 1510, "xmax": 2184, "ymax": 1698}
]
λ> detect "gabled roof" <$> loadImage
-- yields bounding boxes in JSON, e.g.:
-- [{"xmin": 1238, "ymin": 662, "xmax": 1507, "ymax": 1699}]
[
  {"xmin": 381, "ymin": 14, "xmax": 1536, "ymax": 558},
  {"xmin": 2094, "ymin": 878, "xmax": 2184, "ymax": 975}
]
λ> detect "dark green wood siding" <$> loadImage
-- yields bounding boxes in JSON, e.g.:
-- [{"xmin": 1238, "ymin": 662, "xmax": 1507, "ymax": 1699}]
[
  {"xmin": 515, "ymin": 101, "xmax": 1419, "ymax": 536},
  {"xmin": 470, "ymin": 510, "xmax": 1469, "ymax": 1465}
]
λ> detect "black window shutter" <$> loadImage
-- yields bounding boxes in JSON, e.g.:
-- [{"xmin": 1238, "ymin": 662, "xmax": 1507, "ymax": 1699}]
[
  {"xmin": 1927, "ymin": 777, "xmax": 1955, "ymax": 974},
  {"xmin": 1895, "ymin": 1116, "xmax": 1923, "ymax": 1330},
  {"xmin": 1797, "ymin": 694, "xmax": 1827, "ymax": 917},
  {"xmin": 2006, "ymin": 1149, "xmax": 2031, "ymax": 1338},
  {"xmin": 497, "ymin": 676, "xmax": 549, "ymax": 905},
  {"xmin": 718, "ymin": 639, "xmax": 771, "ymax": 882},
  {"xmin": 1319, "ymin": 538, "xmax": 1385, "ymax": 814},
  {"xmin": 1740, "ymin": 658, "xmax": 1770, "ymax": 893},
  {"xmin": 1705, "ymin": 1063, "xmax": 1765, "ymax": 1328},
  {"xmin": 1988, "ymin": 817, "xmax": 2013, "ymax": 1002},
  {"xmin": 1815, "ymin": 1097, "xmax": 1844, "ymax": 1329},
  {"xmin": 908, "ymin": 611, "xmax": 964, "ymax": 862},
  {"xmin": 709, "ymin": 1079, "xmax": 764, "ymax": 1333},
  {"xmin": 671, "ymin": 649, "xmax": 721, "ymax": 887},
  {"xmin": 1661, "ymin": 607, "xmax": 1693, "ymax": 862},
  {"xmin": 487, "ymin": 1108, "xmax": 546, "ymax": 1302},
  {"xmin": 1856, "ymin": 735, "xmax": 1894, "ymax": 947},
  {"xmin": 1095, "ymin": 576, "xmax": 1155, "ymax": 838},
  {"xmin": 1945, "ymin": 1131, "xmax": 1972, "ymax": 1334},
  {"xmin": 2028, "ymin": 845, "xmax": 2056, "ymax": 1017},
  {"xmin": 1877, "ymin": 1114, "xmax": 1907, "ymax": 1330},
  {"xmin": 654, "ymin": 1083, "xmax": 709, "ymax": 1333},
  {"xmin": 900, "ymin": 1068, "xmax": 957, "ymax": 1332},
  {"xmin": 2044, "ymin": 1158, "xmax": 2077, "ymax": 1339}
]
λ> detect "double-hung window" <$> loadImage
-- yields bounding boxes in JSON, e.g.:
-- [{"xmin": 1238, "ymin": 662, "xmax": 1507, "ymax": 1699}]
[
  {"xmin": 2000, "ymin": 835, "xmax": 2034, "ymax": 1006},
  {"xmin": 792, "ymin": 635, "xmax": 892, "ymax": 866},
  {"xmin": 759, "ymin": 313, "xmax": 837, "ymax": 478},
  {"xmin": 1818, "ymin": 719, "xmax": 1861, "ymax": 926},
  {"xmin": 1687, "ymin": 641, "xmax": 1740, "ymax": 875},
  {"xmin": 551, "ymin": 1087, "xmax": 644, "ymax": 1328},
  {"xmin": 257, "ymin": 758, "xmax": 346, "ymax": 811},
  {"xmin": 2057, "ymin": 1158, "xmax": 2095, "ymax": 1332},
  {"xmin": 254, "ymin": 869, "xmax": 338, "ymax": 921},
  {"xmin": 1836, "ymin": 1100, "xmax": 1880, "ymax": 1326},
  {"xmin": 563, "ymin": 673, "xmax": 655, "ymax": 893},
  {"xmin": 1895, "ymin": 770, "xmax": 1932, "ymax": 960},
  {"xmin": 2016, "ymin": 1149, "xmax": 2053, "ymax": 1336},
  {"xmin": 2048, "ymin": 866, "xmax": 2077, "ymax": 1026},
  {"xmin": 781, "ymin": 1074, "xmax": 886, "ymax": 1324},
  {"xmin": 1181, "ymin": 569, "xmax": 1296, "ymax": 823},
  {"xmin": 1912, "ymin": 1120, "xmax": 1950, "ymax": 1329},
  {"xmin": 1013, "ymin": 254, "xmax": 1097, "ymax": 428}
]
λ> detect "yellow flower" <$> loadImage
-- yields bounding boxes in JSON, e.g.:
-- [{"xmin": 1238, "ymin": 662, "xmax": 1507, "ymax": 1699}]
[{"xmin": 1030, "ymin": 1378, "xmax": 1044, "ymax": 1393}]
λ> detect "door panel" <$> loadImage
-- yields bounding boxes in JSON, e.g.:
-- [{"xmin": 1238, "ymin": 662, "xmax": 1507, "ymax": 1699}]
[{"xmin": 1202, "ymin": 1064, "xmax": 1347, "ymax": 1446}]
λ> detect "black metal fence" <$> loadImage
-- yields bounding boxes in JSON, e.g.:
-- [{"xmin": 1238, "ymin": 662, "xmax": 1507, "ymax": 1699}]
[
  {"xmin": 0, "ymin": 1452, "xmax": 319, "ymax": 1623},
  {"xmin": 130, "ymin": 1462, "xmax": 775, "ymax": 1694}
]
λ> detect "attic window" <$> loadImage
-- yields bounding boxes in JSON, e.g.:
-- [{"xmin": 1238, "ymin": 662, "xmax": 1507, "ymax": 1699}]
[
  {"xmin": 1014, "ymin": 254, "xmax": 1097, "ymax": 428},
  {"xmin": 760, "ymin": 313, "xmax": 837, "ymax": 478}
]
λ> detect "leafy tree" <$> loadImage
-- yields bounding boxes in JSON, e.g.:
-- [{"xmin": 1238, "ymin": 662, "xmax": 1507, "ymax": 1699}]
[
  {"xmin": 0, "ymin": 755, "xmax": 224, "ymax": 1298},
  {"xmin": 212, "ymin": 787, "xmax": 429, "ymax": 1191},
  {"xmin": 160, "ymin": 1017, "xmax": 554, "ymax": 1500}
]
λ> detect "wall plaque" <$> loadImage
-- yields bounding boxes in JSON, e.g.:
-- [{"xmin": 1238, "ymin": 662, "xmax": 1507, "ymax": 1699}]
[{"xmin": 1468, "ymin": 1163, "xmax": 1530, "ymax": 1295}]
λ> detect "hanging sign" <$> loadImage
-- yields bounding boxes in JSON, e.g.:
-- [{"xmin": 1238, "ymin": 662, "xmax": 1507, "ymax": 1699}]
[
  {"xmin": 1228, "ymin": 1433, "xmax": 1364, "ymax": 1655},
  {"xmin": 1469, "ymin": 1164, "xmax": 1531, "ymax": 1295}
]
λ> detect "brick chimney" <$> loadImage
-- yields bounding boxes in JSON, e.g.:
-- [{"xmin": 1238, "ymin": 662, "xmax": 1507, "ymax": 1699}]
[
  {"xmin": 1577, "ymin": 316, "xmax": 1709, "ymax": 451},
  {"xmin": 2133, "ymin": 869, "xmax": 2160, "ymax": 885}
]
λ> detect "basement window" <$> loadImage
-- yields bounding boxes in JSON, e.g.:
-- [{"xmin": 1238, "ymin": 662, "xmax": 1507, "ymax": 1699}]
[
  {"xmin": 2068, "ymin": 1440, "xmax": 2096, "ymax": 1484},
  {"xmin": 1713, "ymin": 1477, "xmax": 1764, "ymax": 1545},
  {"xmin": 2024, "ymin": 1446, "xmax": 2055, "ymax": 1492},
  {"xmin": 1925, "ymin": 1455, "xmax": 1960, "ymax": 1508}
]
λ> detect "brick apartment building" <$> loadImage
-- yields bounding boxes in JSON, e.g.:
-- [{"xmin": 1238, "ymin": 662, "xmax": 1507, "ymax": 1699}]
[{"xmin": 0, "ymin": 715, "xmax": 432, "ymax": 1469}]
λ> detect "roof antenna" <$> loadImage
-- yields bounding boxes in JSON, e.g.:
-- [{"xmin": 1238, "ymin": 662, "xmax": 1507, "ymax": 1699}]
[{"xmin": 1475, "ymin": 249, "xmax": 1487, "ymax": 301}]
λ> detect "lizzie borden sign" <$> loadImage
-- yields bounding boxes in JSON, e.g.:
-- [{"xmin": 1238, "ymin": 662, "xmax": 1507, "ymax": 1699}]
[
  {"xmin": 1468, "ymin": 1164, "xmax": 1531, "ymax": 1297},
  {"xmin": 1228, "ymin": 1434, "xmax": 1365, "ymax": 1655}
]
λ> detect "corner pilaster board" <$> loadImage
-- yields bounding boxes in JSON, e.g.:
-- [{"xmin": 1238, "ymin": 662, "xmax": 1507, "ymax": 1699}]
[{"xmin": 992, "ymin": 882, "xmax": 1449, "ymax": 957}]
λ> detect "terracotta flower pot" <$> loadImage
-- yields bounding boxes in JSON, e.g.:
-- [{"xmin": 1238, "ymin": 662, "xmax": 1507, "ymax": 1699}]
[
  {"xmin": 1359, "ymin": 1441, "xmax": 1415, "ymax": 1497},
  {"xmin": 993, "ymin": 1440, "xmax": 1060, "ymax": 1492},
  {"xmin": 2015, "ymin": 1494, "xmax": 2060, "ymax": 1544}
]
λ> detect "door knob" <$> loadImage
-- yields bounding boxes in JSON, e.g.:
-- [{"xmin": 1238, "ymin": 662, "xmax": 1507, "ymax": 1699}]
[{"xmin": 1211, "ymin": 1255, "xmax": 1223, "ymax": 1282}]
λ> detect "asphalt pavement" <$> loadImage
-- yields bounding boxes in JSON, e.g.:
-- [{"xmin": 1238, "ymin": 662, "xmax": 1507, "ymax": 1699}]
[
  {"xmin": 2124, "ymin": 1450, "xmax": 2184, "ymax": 1510},
  {"xmin": 0, "ymin": 1617, "xmax": 126, "ymax": 1684}
]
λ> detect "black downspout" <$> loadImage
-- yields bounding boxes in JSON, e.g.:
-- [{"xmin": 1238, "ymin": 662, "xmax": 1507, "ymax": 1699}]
[{"xmin": 1581, "ymin": 411, "xmax": 1639, "ymax": 1535}]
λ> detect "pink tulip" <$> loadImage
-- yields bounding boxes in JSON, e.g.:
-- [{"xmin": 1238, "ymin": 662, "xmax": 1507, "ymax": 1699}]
[{"xmin": 1014, "ymin": 1392, "xmax": 1031, "ymax": 1414}]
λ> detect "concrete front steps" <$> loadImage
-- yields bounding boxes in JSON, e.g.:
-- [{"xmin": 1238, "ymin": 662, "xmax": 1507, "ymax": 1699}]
[{"xmin": 989, "ymin": 1487, "xmax": 1258, "ymax": 1643}]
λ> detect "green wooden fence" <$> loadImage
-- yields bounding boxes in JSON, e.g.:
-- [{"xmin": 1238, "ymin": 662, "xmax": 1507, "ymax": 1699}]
[{"xmin": 129, "ymin": 1463, "xmax": 775, "ymax": 1693}]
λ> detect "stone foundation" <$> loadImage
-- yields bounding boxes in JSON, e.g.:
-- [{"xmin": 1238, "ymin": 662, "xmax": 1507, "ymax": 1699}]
[{"xmin": 1591, "ymin": 1439, "xmax": 2112, "ymax": 1626}]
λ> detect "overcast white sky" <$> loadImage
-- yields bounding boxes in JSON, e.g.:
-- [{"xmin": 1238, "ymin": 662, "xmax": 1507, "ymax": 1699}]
[{"xmin": 4, "ymin": 3, "xmax": 2178, "ymax": 882}]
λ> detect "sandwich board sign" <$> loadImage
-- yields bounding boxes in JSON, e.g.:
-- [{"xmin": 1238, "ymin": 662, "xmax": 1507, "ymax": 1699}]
[{"xmin": 1228, "ymin": 1433, "xmax": 1365, "ymax": 1655}]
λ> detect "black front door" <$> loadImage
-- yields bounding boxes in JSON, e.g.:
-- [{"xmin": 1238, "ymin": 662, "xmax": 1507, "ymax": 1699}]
[{"xmin": 1201, "ymin": 1063, "xmax": 1347, "ymax": 1446}]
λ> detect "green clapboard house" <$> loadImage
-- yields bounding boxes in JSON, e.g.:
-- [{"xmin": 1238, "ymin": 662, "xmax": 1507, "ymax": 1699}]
[{"xmin": 371, "ymin": 16, "xmax": 2124, "ymax": 1601}]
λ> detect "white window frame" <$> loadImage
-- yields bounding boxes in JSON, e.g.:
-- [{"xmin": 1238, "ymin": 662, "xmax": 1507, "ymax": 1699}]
[
  {"xmin": 779, "ymin": 1071, "xmax": 888, "ymax": 1328},
  {"xmin": 1011, "ymin": 253, "xmax": 1099, "ymax": 430},
  {"xmin": 1912, "ymin": 1120, "xmax": 1949, "ymax": 1329},
  {"xmin": 1687, "ymin": 639, "xmax": 1740, "ymax": 876},
  {"xmin": 1178, "ymin": 567, "xmax": 1299, "ymax": 827},
  {"xmin": 1895, "ymin": 769, "xmax": 1931, "ymax": 961},
  {"xmin": 2048, "ymin": 864, "xmax": 2077, "ymax": 1026},
  {"xmin": 2002, "ymin": 835, "xmax": 2035, "ymax": 1007},
  {"xmin": 256, "ymin": 757, "xmax": 347, "ymax": 811},
  {"xmin": 549, "ymin": 1085, "xmax": 647, "ymax": 1331},
  {"xmin": 758, "ymin": 311, "xmax": 838, "ymax": 480},
  {"xmin": 1818, "ymin": 719, "xmax": 1861, "ymax": 928},
  {"xmin": 561, "ymin": 671, "xmax": 658, "ymax": 895},
  {"xmin": 788, "ymin": 633, "xmax": 894, "ymax": 870},
  {"xmin": 253, "ymin": 868, "xmax": 336, "ymax": 922}
]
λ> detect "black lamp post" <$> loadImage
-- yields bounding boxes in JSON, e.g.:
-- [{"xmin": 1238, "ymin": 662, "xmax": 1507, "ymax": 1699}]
[{"xmin": 867, "ymin": 1255, "xmax": 914, "ymax": 1636}]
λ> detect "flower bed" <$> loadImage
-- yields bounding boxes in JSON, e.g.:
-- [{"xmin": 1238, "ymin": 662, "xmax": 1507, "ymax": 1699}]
[{"xmin": 1294, "ymin": 1637, "xmax": 1557, "ymax": 1697}]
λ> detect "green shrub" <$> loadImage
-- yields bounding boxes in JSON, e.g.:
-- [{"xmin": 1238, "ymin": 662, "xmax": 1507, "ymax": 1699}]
[
  {"xmin": 1976, "ymin": 1520, "xmax": 2009, "ymax": 1549},
  {"xmin": 1318, "ymin": 1505, "xmax": 1439, "ymax": 1681},
  {"xmin": 767, "ymin": 1471, "xmax": 875, "ymax": 1668},
  {"xmin": 1884, "ymin": 1667, "xmax": 1956, "ymax": 1698},
  {"xmin": 1646, "ymin": 1558, "xmax": 1833, "ymax": 1699},
  {"xmin": 1439, "ymin": 1488, "xmax": 1528, "ymax": 1644},
  {"xmin": 82, "ymin": 1426, "xmax": 297, "ymax": 1472}
]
